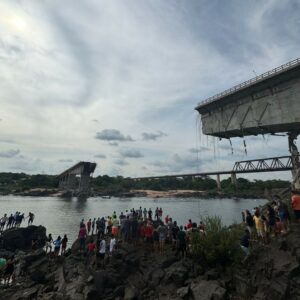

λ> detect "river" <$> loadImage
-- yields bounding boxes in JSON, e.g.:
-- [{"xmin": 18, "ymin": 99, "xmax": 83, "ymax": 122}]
[{"xmin": 0, "ymin": 195, "xmax": 267, "ymax": 246}]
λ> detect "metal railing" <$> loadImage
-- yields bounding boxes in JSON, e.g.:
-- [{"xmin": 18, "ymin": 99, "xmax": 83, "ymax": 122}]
[
  {"xmin": 197, "ymin": 57, "xmax": 300, "ymax": 108},
  {"xmin": 232, "ymin": 156, "xmax": 293, "ymax": 173}
]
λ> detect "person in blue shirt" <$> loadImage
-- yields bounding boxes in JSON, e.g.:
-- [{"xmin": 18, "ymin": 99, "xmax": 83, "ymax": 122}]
[{"xmin": 53, "ymin": 236, "xmax": 62, "ymax": 256}]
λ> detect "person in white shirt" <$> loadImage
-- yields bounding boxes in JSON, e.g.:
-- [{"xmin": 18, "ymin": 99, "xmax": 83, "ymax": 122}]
[
  {"xmin": 109, "ymin": 236, "xmax": 116, "ymax": 255},
  {"xmin": 98, "ymin": 238, "xmax": 106, "ymax": 268}
]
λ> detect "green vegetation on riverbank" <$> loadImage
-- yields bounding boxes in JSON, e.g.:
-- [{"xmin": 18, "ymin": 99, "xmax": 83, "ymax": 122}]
[
  {"xmin": 191, "ymin": 216, "xmax": 243, "ymax": 266},
  {"xmin": 0, "ymin": 172, "xmax": 291, "ymax": 196}
]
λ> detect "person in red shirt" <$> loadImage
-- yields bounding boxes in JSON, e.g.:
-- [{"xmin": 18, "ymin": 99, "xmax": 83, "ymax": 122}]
[
  {"xmin": 291, "ymin": 190, "xmax": 300, "ymax": 222},
  {"xmin": 139, "ymin": 222, "xmax": 145, "ymax": 243},
  {"xmin": 186, "ymin": 219, "xmax": 193, "ymax": 231},
  {"xmin": 144, "ymin": 222, "xmax": 153, "ymax": 245},
  {"xmin": 165, "ymin": 215, "xmax": 169, "ymax": 225},
  {"xmin": 87, "ymin": 239, "xmax": 96, "ymax": 264},
  {"xmin": 87, "ymin": 219, "xmax": 92, "ymax": 235}
]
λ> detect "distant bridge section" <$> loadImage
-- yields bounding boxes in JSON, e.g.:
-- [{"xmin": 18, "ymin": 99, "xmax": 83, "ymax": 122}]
[
  {"xmin": 195, "ymin": 58, "xmax": 300, "ymax": 139},
  {"xmin": 135, "ymin": 156, "xmax": 295, "ymax": 189},
  {"xmin": 58, "ymin": 161, "xmax": 96, "ymax": 195}
]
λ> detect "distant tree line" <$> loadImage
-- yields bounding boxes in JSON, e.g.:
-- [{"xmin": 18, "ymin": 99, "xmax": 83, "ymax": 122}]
[
  {"xmin": 91, "ymin": 175, "xmax": 290, "ymax": 193},
  {"xmin": 0, "ymin": 172, "xmax": 291, "ymax": 194}
]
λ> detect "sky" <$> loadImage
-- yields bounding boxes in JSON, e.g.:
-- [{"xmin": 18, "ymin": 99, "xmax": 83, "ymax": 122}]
[{"xmin": 0, "ymin": 0, "xmax": 299, "ymax": 180}]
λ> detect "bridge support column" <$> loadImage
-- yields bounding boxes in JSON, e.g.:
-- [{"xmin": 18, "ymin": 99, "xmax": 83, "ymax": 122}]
[
  {"xmin": 216, "ymin": 174, "xmax": 221, "ymax": 190},
  {"xmin": 231, "ymin": 173, "xmax": 237, "ymax": 187},
  {"xmin": 288, "ymin": 132, "xmax": 300, "ymax": 189}
]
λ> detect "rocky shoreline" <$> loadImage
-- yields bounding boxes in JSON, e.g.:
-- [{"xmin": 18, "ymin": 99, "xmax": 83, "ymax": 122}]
[{"xmin": 0, "ymin": 223, "xmax": 299, "ymax": 299}]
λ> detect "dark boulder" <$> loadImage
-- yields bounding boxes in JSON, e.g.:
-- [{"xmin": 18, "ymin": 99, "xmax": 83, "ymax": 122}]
[{"xmin": 1, "ymin": 225, "xmax": 46, "ymax": 251}]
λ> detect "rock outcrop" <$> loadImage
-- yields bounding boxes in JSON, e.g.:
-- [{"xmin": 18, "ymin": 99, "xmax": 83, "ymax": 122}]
[
  {"xmin": 0, "ymin": 224, "xmax": 300, "ymax": 299},
  {"xmin": 1, "ymin": 225, "xmax": 46, "ymax": 251}
]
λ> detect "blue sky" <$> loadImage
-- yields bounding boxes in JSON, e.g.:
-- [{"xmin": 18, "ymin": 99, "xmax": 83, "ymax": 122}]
[{"xmin": 0, "ymin": 0, "xmax": 299, "ymax": 180}]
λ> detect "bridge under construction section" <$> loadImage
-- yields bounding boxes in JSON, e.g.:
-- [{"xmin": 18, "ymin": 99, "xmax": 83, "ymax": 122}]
[
  {"xmin": 58, "ymin": 161, "xmax": 96, "ymax": 195},
  {"xmin": 195, "ymin": 58, "xmax": 300, "ymax": 189}
]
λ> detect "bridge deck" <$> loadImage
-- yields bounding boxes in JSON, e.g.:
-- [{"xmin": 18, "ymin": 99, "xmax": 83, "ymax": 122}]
[
  {"xmin": 134, "ymin": 156, "xmax": 293, "ymax": 180},
  {"xmin": 196, "ymin": 58, "xmax": 300, "ymax": 112}
]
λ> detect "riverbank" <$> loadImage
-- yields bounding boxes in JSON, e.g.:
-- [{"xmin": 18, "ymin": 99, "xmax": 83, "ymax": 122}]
[
  {"xmin": 0, "ymin": 223, "xmax": 299, "ymax": 299},
  {"xmin": 0, "ymin": 187, "xmax": 268, "ymax": 199}
]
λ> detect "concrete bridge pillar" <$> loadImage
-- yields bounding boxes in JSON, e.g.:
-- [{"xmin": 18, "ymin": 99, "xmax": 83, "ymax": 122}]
[
  {"xmin": 288, "ymin": 132, "xmax": 300, "ymax": 189},
  {"xmin": 216, "ymin": 174, "xmax": 221, "ymax": 190},
  {"xmin": 231, "ymin": 173, "xmax": 237, "ymax": 187}
]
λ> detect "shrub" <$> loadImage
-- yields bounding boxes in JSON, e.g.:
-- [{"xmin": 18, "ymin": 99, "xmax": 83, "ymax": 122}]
[{"xmin": 190, "ymin": 216, "xmax": 243, "ymax": 267}]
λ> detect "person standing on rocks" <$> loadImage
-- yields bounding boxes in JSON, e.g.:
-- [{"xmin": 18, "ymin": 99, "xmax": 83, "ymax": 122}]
[
  {"xmin": 245, "ymin": 210, "xmax": 255, "ymax": 236},
  {"xmin": 87, "ymin": 238, "xmax": 96, "ymax": 264},
  {"xmin": 145, "ymin": 221, "xmax": 154, "ymax": 247},
  {"xmin": 91, "ymin": 218, "xmax": 96, "ymax": 235},
  {"xmin": 172, "ymin": 221, "xmax": 180, "ymax": 250},
  {"xmin": 87, "ymin": 219, "xmax": 92, "ymax": 235},
  {"xmin": 240, "ymin": 229, "xmax": 251, "ymax": 262},
  {"xmin": 177, "ymin": 226, "xmax": 187, "ymax": 258},
  {"xmin": 3, "ymin": 257, "xmax": 14, "ymax": 285},
  {"xmin": 0, "ymin": 214, "xmax": 7, "ymax": 231},
  {"xmin": 159, "ymin": 207, "xmax": 163, "ymax": 220},
  {"xmin": 61, "ymin": 234, "xmax": 68, "ymax": 255},
  {"xmin": 253, "ymin": 211, "xmax": 266, "ymax": 243},
  {"xmin": 157, "ymin": 224, "xmax": 167, "ymax": 254},
  {"xmin": 109, "ymin": 235, "xmax": 116, "ymax": 255},
  {"xmin": 78, "ymin": 224, "xmax": 87, "ymax": 253},
  {"xmin": 291, "ymin": 190, "xmax": 300, "ymax": 223},
  {"xmin": 155, "ymin": 207, "xmax": 159, "ymax": 220},
  {"xmin": 54, "ymin": 236, "xmax": 62, "ymax": 256},
  {"xmin": 45, "ymin": 233, "xmax": 53, "ymax": 254},
  {"xmin": 98, "ymin": 237, "xmax": 106, "ymax": 268},
  {"xmin": 27, "ymin": 212, "xmax": 35, "ymax": 226},
  {"xmin": 143, "ymin": 208, "xmax": 147, "ymax": 220},
  {"xmin": 153, "ymin": 227, "xmax": 159, "ymax": 252}
]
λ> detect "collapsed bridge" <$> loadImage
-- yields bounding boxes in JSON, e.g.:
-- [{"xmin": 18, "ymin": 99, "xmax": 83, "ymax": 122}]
[
  {"xmin": 57, "ymin": 161, "xmax": 96, "ymax": 195},
  {"xmin": 196, "ymin": 58, "xmax": 300, "ymax": 188}
]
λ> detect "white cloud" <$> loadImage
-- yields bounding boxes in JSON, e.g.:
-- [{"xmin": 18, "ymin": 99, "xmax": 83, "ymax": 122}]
[{"xmin": 0, "ymin": 149, "xmax": 20, "ymax": 158}]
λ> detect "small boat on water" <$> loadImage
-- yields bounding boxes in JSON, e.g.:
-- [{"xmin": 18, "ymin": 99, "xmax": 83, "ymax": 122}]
[{"xmin": 101, "ymin": 195, "xmax": 111, "ymax": 199}]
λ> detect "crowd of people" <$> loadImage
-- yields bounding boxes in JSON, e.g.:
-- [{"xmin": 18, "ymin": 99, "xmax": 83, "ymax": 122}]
[
  {"xmin": 72, "ymin": 206, "xmax": 208, "ymax": 267},
  {"xmin": 239, "ymin": 192, "xmax": 300, "ymax": 261},
  {"xmin": 0, "ymin": 212, "xmax": 35, "ymax": 232}
]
